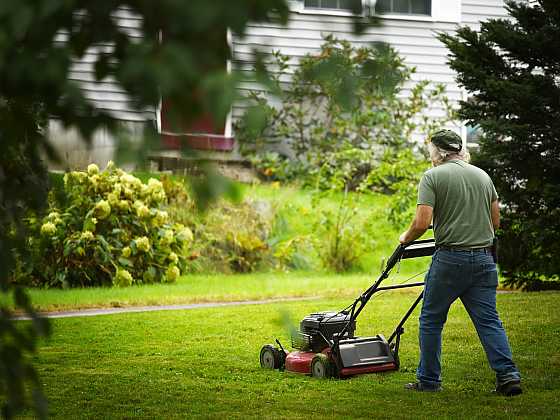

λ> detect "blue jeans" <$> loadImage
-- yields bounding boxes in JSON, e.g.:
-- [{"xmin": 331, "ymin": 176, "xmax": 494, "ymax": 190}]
[{"xmin": 417, "ymin": 248, "xmax": 521, "ymax": 389}]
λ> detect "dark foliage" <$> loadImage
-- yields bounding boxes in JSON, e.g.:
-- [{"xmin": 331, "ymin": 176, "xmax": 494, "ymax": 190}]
[
  {"xmin": 0, "ymin": 1, "xmax": 292, "ymax": 417},
  {"xmin": 0, "ymin": 98, "xmax": 51, "ymax": 418},
  {"xmin": 439, "ymin": 0, "xmax": 560, "ymax": 290}
]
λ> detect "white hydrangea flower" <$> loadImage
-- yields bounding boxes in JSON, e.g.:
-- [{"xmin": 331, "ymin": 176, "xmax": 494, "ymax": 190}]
[
  {"xmin": 94, "ymin": 200, "xmax": 111, "ymax": 219},
  {"xmin": 114, "ymin": 268, "xmax": 133, "ymax": 287},
  {"xmin": 47, "ymin": 211, "xmax": 61, "ymax": 224},
  {"xmin": 118, "ymin": 200, "xmax": 131, "ymax": 212},
  {"xmin": 121, "ymin": 246, "xmax": 131, "ymax": 258},
  {"xmin": 160, "ymin": 229, "xmax": 175, "ymax": 246},
  {"xmin": 80, "ymin": 231, "xmax": 94, "ymax": 241},
  {"xmin": 154, "ymin": 210, "xmax": 168, "ymax": 226},
  {"xmin": 136, "ymin": 236, "xmax": 151, "ymax": 252},
  {"xmin": 135, "ymin": 203, "xmax": 150, "ymax": 219},
  {"xmin": 87, "ymin": 163, "xmax": 99, "ymax": 175},
  {"xmin": 107, "ymin": 193, "xmax": 119, "ymax": 206},
  {"xmin": 40, "ymin": 222, "xmax": 57, "ymax": 236},
  {"xmin": 166, "ymin": 265, "xmax": 180, "ymax": 282},
  {"xmin": 176, "ymin": 227, "xmax": 194, "ymax": 244}
]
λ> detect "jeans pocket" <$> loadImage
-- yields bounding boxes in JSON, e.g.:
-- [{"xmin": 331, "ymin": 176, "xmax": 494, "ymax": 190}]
[
  {"xmin": 481, "ymin": 263, "xmax": 499, "ymax": 287},
  {"xmin": 432, "ymin": 255, "xmax": 465, "ymax": 287}
]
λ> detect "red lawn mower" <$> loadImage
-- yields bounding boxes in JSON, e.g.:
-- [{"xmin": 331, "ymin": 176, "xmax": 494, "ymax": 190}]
[{"xmin": 260, "ymin": 239, "xmax": 436, "ymax": 378}]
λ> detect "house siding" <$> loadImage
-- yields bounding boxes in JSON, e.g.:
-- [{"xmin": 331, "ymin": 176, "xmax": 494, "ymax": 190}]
[
  {"xmin": 48, "ymin": 8, "xmax": 154, "ymax": 170},
  {"xmin": 230, "ymin": 0, "xmax": 509, "ymax": 139},
  {"xmin": 55, "ymin": 1, "xmax": 509, "ymax": 168},
  {"xmin": 57, "ymin": 8, "xmax": 155, "ymax": 122}
]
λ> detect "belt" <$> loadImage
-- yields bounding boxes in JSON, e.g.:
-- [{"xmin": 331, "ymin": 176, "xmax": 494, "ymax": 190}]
[{"xmin": 437, "ymin": 245, "xmax": 492, "ymax": 252}]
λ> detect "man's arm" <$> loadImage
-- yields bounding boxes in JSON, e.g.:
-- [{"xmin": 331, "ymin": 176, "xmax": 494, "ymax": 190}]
[
  {"xmin": 399, "ymin": 204, "xmax": 433, "ymax": 244},
  {"xmin": 491, "ymin": 200, "xmax": 500, "ymax": 230}
]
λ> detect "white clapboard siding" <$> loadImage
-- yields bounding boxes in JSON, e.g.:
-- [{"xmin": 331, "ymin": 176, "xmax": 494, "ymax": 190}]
[
  {"xmin": 58, "ymin": 8, "xmax": 155, "ymax": 122},
  {"xmin": 63, "ymin": 2, "xmax": 509, "ymax": 132},
  {"xmin": 230, "ymin": 0, "xmax": 510, "ymax": 140},
  {"xmin": 462, "ymin": 0, "xmax": 509, "ymax": 29}
]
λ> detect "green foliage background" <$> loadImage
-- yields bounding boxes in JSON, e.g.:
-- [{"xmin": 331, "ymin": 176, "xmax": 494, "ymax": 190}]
[{"xmin": 237, "ymin": 36, "xmax": 451, "ymax": 194}]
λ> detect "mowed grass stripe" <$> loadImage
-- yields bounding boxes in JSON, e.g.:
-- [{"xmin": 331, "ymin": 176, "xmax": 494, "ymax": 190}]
[{"xmin": 18, "ymin": 291, "xmax": 560, "ymax": 419}]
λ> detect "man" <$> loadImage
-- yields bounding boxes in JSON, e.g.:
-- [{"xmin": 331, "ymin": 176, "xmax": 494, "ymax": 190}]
[{"xmin": 399, "ymin": 129, "xmax": 521, "ymax": 396}]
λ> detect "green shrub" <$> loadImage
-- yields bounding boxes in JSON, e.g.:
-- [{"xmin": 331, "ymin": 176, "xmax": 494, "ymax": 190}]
[
  {"xmin": 312, "ymin": 191, "xmax": 372, "ymax": 273},
  {"xmin": 188, "ymin": 200, "xmax": 274, "ymax": 273},
  {"xmin": 237, "ymin": 36, "xmax": 452, "ymax": 192},
  {"xmin": 363, "ymin": 149, "xmax": 430, "ymax": 229},
  {"xmin": 18, "ymin": 163, "xmax": 193, "ymax": 288}
]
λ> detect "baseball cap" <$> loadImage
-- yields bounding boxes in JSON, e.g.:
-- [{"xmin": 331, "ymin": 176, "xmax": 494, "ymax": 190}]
[{"xmin": 429, "ymin": 129, "xmax": 462, "ymax": 152}]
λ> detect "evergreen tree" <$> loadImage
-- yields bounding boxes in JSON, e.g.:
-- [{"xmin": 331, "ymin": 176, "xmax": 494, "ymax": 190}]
[{"xmin": 439, "ymin": 0, "xmax": 560, "ymax": 290}]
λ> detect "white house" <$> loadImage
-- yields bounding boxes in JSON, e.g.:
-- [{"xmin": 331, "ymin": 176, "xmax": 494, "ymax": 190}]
[{"xmin": 48, "ymin": 0, "xmax": 509, "ymax": 171}]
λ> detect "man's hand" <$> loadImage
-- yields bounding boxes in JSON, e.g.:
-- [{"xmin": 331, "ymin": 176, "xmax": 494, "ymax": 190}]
[{"xmin": 399, "ymin": 205, "xmax": 433, "ymax": 244}]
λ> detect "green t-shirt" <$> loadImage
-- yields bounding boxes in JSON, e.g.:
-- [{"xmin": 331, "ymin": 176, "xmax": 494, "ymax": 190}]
[{"xmin": 417, "ymin": 160, "xmax": 498, "ymax": 248}]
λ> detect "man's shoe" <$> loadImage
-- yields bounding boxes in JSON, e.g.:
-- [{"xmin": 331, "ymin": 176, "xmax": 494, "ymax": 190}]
[
  {"xmin": 494, "ymin": 380, "xmax": 522, "ymax": 396},
  {"xmin": 404, "ymin": 382, "xmax": 442, "ymax": 392}
]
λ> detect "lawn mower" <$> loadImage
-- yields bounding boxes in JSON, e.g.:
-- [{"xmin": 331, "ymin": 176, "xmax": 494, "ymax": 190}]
[{"xmin": 259, "ymin": 238, "xmax": 436, "ymax": 378}]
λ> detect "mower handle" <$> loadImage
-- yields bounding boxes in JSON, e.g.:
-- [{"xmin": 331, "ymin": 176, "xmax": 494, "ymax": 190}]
[{"xmin": 332, "ymin": 238, "xmax": 435, "ymax": 347}]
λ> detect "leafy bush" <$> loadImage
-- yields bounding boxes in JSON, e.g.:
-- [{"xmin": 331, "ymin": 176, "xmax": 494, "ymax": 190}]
[
  {"xmin": 237, "ymin": 36, "xmax": 452, "ymax": 192},
  {"xmin": 188, "ymin": 200, "xmax": 274, "ymax": 274},
  {"xmin": 0, "ymin": 96, "xmax": 51, "ymax": 418},
  {"xmin": 363, "ymin": 149, "xmax": 430, "ymax": 229},
  {"xmin": 311, "ymin": 191, "xmax": 372, "ymax": 273},
  {"xmin": 18, "ymin": 163, "xmax": 193, "ymax": 288}
]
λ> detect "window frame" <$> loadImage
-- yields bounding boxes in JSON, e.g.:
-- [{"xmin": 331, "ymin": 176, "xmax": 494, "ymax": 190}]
[
  {"xmin": 290, "ymin": 0, "xmax": 461, "ymax": 23},
  {"xmin": 291, "ymin": 0, "xmax": 366, "ymax": 17},
  {"xmin": 303, "ymin": 0, "xmax": 363, "ymax": 14},
  {"xmin": 375, "ymin": 0, "xmax": 432, "ymax": 18}
]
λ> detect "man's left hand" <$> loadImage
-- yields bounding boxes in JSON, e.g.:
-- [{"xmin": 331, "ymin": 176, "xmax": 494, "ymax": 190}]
[{"xmin": 399, "ymin": 232, "xmax": 408, "ymax": 244}]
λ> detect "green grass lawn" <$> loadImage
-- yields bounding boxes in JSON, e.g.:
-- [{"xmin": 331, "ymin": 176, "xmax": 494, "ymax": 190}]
[
  {"xmin": 21, "ymin": 263, "xmax": 431, "ymax": 312},
  {"xmin": 19, "ymin": 290, "xmax": 560, "ymax": 419},
  {"xmin": 18, "ymin": 177, "xmax": 558, "ymax": 418}
]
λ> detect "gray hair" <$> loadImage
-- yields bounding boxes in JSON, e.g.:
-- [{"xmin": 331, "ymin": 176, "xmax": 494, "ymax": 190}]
[{"xmin": 427, "ymin": 142, "xmax": 470, "ymax": 166}]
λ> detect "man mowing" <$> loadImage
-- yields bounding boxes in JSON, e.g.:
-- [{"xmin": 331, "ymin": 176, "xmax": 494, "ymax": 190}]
[{"xmin": 398, "ymin": 129, "xmax": 522, "ymax": 396}]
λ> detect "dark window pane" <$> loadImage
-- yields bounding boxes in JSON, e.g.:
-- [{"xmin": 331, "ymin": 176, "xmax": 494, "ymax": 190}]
[
  {"xmin": 322, "ymin": 0, "xmax": 339, "ymax": 8},
  {"xmin": 394, "ymin": 0, "xmax": 410, "ymax": 13},
  {"xmin": 411, "ymin": 0, "xmax": 430, "ymax": 14},
  {"xmin": 376, "ymin": 0, "xmax": 392, "ymax": 13},
  {"xmin": 339, "ymin": 0, "xmax": 362, "ymax": 12},
  {"xmin": 304, "ymin": 0, "xmax": 320, "ymax": 7}
]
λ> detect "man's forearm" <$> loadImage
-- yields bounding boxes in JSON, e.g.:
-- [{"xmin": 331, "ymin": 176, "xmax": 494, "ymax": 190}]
[
  {"xmin": 401, "ymin": 222, "xmax": 428, "ymax": 244},
  {"xmin": 399, "ymin": 204, "xmax": 433, "ymax": 244}
]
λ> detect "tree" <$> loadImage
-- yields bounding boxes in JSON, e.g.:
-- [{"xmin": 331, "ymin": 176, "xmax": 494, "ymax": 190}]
[
  {"xmin": 439, "ymin": 0, "xmax": 560, "ymax": 290},
  {"xmin": 0, "ymin": 1, "xmax": 294, "ymax": 417}
]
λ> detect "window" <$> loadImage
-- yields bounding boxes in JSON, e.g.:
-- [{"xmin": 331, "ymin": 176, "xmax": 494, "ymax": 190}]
[
  {"xmin": 304, "ymin": 0, "xmax": 362, "ymax": 13},
  {"xmin": 376, "ymin": 0, "xmax": 431, "ymax": 16}
]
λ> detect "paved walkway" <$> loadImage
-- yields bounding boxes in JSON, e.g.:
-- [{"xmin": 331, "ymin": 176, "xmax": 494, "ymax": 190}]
[
  {"xmin": 13, "ymin": 296, "xmax": 319, "ymax": 320},
  {"xmin": 14, "ymin": 290, "xmax": 515, "ymax": 321}
]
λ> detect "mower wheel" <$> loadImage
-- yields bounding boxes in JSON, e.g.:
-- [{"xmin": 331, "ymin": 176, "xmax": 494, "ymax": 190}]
[
  {"xmin": 311, "ymin": 354, "xmax": 334, "ymax": 379},
  {"xmin": 260, "ymin": 344, "xmax": 281, "ymax": 369}
]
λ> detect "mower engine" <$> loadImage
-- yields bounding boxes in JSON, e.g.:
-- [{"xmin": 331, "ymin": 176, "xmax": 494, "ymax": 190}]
[{"xmin": 293, "ymin": 311, "xmax": 355, "ymax": 352}]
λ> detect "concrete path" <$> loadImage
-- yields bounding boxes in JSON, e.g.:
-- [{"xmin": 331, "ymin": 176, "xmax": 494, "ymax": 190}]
[
  {"xmin": 13, "ymin": 296, "xmax": 319, "ymax": 321},
  {"xmin": 14, "ymin": 291, "xmax": 515, "ymax": 321}
]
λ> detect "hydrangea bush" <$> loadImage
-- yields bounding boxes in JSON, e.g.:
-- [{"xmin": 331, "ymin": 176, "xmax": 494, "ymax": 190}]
[{"xmin": 23, "ymin": 162, "xmax": 192, "ymax": 288}]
